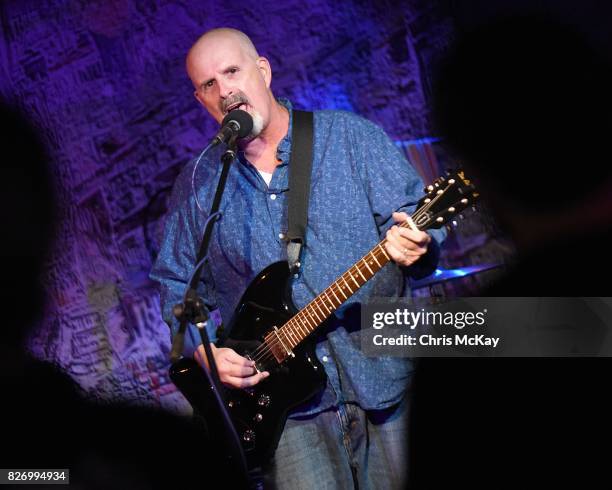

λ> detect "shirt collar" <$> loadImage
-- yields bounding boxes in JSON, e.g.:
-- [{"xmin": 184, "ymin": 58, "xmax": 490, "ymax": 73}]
[{"xmin": 276, "ymin": 97, "xmax": 293, "ymax": 163}]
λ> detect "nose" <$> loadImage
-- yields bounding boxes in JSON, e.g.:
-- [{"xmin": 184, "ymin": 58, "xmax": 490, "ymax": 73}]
[{"xmin": 218, "ymin": 79, "xmax": 234, "ymax": 100}]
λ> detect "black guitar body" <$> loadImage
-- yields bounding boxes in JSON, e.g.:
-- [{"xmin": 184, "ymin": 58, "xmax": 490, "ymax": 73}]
[{"xmin": 169, "ymin": 261, "xmax": 327, "ymax": 468}]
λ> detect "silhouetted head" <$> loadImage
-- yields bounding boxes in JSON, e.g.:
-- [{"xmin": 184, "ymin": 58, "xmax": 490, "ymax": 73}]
[
  {"xmin": 0, "ymin": 102, "xmax": 56, "ymax": 347},
  {"xmin": 433, "ymin": 16, "xmax": 612, "ymax": 244}
]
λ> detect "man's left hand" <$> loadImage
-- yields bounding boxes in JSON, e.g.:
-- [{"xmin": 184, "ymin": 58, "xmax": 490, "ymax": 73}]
[{"xmin": 384, "ymin": 212, "xmax": 431, "ymax": 267}]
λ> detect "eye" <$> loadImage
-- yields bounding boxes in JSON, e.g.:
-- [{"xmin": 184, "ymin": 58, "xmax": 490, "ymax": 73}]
[{"xmin": 201, "ymin": 80, "xmax": 215, "ymax": 92}]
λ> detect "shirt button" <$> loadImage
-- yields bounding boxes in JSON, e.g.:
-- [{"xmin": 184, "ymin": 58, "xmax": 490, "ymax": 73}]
[
  {"xmin": 279, "ymin": 233, "xmax": 285, "ymax": 239},
  {"xmin": 270, "ymin": 194, "xmax": 277, "ymax": 200},
  {"xmin": 322, "ymin": 356, "xmax": 328, "ymax": 362}
]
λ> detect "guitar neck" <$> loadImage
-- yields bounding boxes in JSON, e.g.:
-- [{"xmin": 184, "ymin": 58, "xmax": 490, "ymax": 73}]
[
  {"xmin": 277, "ymin": 219, "xmax": 418, "ymax": 351},
  {"xmin": 264, "ymin": 170, "xmax": 477, "ymax": 358}
]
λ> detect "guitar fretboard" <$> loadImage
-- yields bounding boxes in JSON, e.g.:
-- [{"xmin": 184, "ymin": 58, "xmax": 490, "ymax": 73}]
[
  {"xmin": 260, "ymin": 171, "xmax": 476, "ymax": 362},
  {"xmin": 271, "ymin": 220, "xmax": 417, "ymax": 352}
]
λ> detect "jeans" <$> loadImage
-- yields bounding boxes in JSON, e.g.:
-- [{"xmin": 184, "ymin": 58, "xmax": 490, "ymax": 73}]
[{"xmin": 254, "ymin": 395, "xmax": 409, "ymax": 489}]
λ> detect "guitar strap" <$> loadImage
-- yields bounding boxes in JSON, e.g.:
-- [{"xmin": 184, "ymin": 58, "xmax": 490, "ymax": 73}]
[
  {"xmin": 286, "ymin": 109, "xmax": 314, "ymax": 274},
  {"xmin": 209, "ymin": 109, "xmax": 315, "ymax": 346}
]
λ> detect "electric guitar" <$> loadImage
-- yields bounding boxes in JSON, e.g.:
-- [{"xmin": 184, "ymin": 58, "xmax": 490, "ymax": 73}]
[{"xmin": 169, "ymin": 170, "xmax": 478, "ymax": 468}]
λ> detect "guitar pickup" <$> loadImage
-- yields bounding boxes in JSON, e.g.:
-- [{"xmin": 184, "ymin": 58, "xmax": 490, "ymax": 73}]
[{"xmin": 266, "ymin": 326, "xmax": 295, "ymax": 363}]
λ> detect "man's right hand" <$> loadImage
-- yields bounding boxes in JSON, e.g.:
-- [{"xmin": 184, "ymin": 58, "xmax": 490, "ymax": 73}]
[{"xmin": 194, "ymin": 343, "xmax": 269, "ymax": 389}]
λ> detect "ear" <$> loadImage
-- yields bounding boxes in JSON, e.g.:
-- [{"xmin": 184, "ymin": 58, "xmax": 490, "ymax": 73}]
[
  {"xmin": 256, "ymin": 56, "xmax": 272, "ymax": 88},
  {"xmin": 193, "ymin": 89, "xmax": 205, "ymax": 107}
]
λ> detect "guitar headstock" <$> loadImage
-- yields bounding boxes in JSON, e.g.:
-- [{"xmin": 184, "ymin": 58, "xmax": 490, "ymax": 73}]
[{"xmin": 412, "ymin": 169, "xmax": 479, "ymax": 230}]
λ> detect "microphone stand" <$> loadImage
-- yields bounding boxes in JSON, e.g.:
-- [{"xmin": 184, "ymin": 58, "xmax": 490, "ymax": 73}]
[{"xmin": 170, "ymin": 132, "xmax": 249, "ymax": 486}]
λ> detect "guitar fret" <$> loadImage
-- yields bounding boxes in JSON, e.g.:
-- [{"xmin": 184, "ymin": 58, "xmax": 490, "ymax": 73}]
[
  {"xmin": 304, "ymin": 308, "xmax": 317, "ymax": 327},
  {"xmin": 349, "ymin": 271, "xmax": 360, "ymax": 288},
  {"xmin": 319, "ymin": 291, "xmax": 333, "ymax": 315},
  {"xmin": 301, "ymin": 310, "xmax": 316, "ymax": 330},
  {"xmin": 355, "ymin": 264, "xmax": 368, "ymax": 281},
  {"xmin": 281, "ymin": 330, "xmax": 292, "ymax": 350},
  {"xmin": 377, "ymin": 243, "xmax": 390, "ymax": 261},
  {"xmin": 315, "ymin": 300, "xmax": 327, "ymax": 319},
  {"xmin": 298, "ymin": 317, "xmax": 310, "ymax": 337},
  {"xmin": 281, "ymin": 329, "xmax": 294, "ymax": 350},
  {"xmin": 342, "ymin": 276, "xmax": 354, "ymax": 294},
  {"xmin": 321, "ymin": 291, "xmax": 335, "ymax": 311},
  {"xmin": 362, "ymin": 259, "xmax": 374, "ymax": 275},
  {"xmin": 330, "ymin": 286, "xmax": 342, "ymax": 304},
  {"xmin": 369, "ymin": 251, "xmax": 382, "ymax": 268},
  {"xmin": 286, "ymin": 326, "xmax": 298, "ymax": 347},
  {"xmin": 310, "ymin": 304, "xmax": 323, "ymax": 323},
  {"xmin": 292, "ymin": 326, "xmax": 302, "ymax": 345},
  {"xmin": 335, "ymin": 282, "xmax": 348, "ymax": 300},
  {"xmin": 301, "ymin": 314, "xmax": 316, "ymax": 335},
  {"xmin": 293, "ymin": 318, "xmax": 307, "ymax": 338}
]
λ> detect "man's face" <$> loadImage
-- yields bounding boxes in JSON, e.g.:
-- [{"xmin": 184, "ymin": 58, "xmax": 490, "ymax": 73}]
[{"xmin": 188, "ymin": 37, "xmax": 271, "ymax": 137}]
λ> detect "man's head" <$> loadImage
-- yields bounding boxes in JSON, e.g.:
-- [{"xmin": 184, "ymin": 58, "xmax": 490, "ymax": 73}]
[
  {"xmin": 432, "ymin": 16, "xmax": 612, "ymax": 245},
  {"xmin": 186, "ymin": 28, "xmax": 273, "ymax": 138},
  {"xmin": 0, "ymin": 102, "xmax": 56, "ymax": 349}
]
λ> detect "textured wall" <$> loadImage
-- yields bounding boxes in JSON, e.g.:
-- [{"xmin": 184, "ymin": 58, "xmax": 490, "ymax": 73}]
[{"xmin": 0, "ymin": 0, "xmax": 456, "ymax": 412}]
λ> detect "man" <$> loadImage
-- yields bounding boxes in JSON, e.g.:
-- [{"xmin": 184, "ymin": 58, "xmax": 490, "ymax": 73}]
[{"xmin": 151, "ymin": 28, "xmax": 445, "ymax": 488}]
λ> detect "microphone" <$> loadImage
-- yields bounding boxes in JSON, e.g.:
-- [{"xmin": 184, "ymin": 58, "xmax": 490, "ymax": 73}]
[{"xmin": 211, "ymin": 109, "xmax": 253, "ymax": 146}]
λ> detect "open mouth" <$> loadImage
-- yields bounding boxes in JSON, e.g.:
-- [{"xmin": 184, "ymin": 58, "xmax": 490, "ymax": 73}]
[{"xmin": 225, "ymin": 102, "xmax": 246, "ymax": 114}]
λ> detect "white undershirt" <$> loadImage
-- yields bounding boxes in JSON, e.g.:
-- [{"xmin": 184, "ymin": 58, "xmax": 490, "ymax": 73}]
[{"xmin": 258, "ymin": 169, "xmax": 273, "ymax": 185}]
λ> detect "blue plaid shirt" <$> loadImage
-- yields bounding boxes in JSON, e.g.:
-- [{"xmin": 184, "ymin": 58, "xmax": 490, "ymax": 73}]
[{"xmin": 150, "ymin": 99, "xmax": 445, "ymax": 416}]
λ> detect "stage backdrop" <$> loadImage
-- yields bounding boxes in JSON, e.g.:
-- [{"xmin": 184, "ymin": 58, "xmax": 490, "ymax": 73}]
[{"xmin": 0, "ymin": 0, "xmax": 461, "ymax": 413}]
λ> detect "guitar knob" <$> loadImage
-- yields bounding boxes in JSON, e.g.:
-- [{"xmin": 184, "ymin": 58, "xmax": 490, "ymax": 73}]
[
  {"xmin": 258, "ymin": 394, "xmax": 271, "ymax": 407},
  {"xmin": 243, "ymin": 430, "xmax": 256, "ymax": 444}
]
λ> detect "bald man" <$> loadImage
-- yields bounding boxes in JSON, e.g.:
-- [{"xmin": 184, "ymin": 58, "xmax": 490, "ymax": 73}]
[
  {"xmin": 151, "ymin": 27, "xmax": 445, "ymax": 489},
  {"xmin": 186, "ymin": 29, "xmax": 286, "ymax": 174}
]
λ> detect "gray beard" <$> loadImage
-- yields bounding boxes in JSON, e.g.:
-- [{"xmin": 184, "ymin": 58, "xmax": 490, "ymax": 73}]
[
  {"xmin": 244, "ymin": 111, "xmax": 264, "ymax": 141},
  {"xmin": 242, "ymin": 112, "xmax": 263, "ymax": 143}
]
